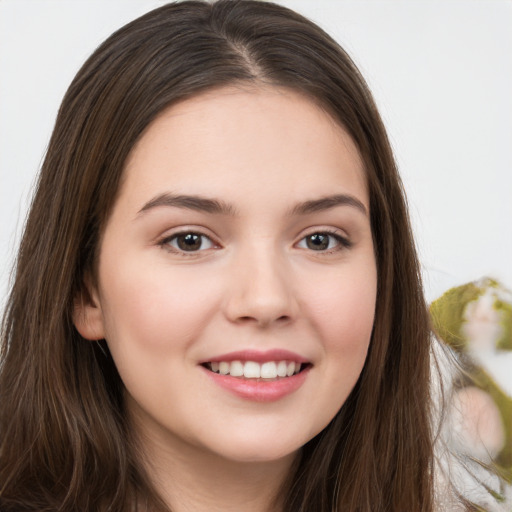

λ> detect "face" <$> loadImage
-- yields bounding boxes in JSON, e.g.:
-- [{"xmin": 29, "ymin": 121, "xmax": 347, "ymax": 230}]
[{"xmin": 75, "ymin": 86, "xmax": 377, "ymax": 464}]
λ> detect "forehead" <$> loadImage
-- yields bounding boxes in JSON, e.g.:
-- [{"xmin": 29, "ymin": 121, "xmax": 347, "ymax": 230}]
[{"xmin": 119, "ymin": 85, "xmax": 367, "ymax": 211}]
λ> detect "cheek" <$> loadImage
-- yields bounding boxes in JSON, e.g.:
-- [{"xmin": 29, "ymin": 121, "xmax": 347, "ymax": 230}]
[
  {"xmin": 300, "ymin": 261, "xmax": 377, "ymax": 413},
  {"xmin": 98, "ymin": 256, "xmax": 221, "ymax": 354},
  {"xmin": 304, "ymin": 264, "xmax": 377, "ymax": 353}
]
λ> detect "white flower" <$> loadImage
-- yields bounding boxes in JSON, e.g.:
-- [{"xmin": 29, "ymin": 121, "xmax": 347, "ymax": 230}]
[{"xmin": 462, "ymin": 287, "xmax": 503, "ymax": 354}]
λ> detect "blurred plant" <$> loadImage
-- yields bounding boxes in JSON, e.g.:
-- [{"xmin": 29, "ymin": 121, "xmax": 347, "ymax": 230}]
[{"xmin": 431, "ymin": 278, "xmax": 512, "ymax": 481}]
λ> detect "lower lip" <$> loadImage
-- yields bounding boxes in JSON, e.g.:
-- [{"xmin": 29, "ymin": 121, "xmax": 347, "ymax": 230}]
[{"xmin": 201, "ymin": 366, "xmax": 310, "ymax": 402}]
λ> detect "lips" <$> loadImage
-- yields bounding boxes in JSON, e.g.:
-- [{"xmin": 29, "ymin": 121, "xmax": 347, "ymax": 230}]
[{"xmin": 200, "ymin": 349, "xmax": 311, "ymax": 401}]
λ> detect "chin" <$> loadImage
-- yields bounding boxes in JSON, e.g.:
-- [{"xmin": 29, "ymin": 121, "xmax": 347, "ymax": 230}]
[{"xmin": 203, "ymin": 430, "xmax": 310, "ymax": 465}]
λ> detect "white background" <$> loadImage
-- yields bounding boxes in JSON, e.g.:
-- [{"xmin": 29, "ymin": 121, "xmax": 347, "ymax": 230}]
[{"xmin": 1, "ymin": 0, "xmax": 511, "ymax": 310}]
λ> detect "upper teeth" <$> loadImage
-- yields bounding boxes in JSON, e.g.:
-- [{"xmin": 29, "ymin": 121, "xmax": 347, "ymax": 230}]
[{"xmin": 209, "ymin": 360, "xmax": 301, "ymax": 379}]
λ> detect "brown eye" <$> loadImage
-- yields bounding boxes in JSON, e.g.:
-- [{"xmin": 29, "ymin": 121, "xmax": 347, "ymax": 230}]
[
  {"xmin": 297, "ymin": 232, "xmax": 351, "ymax": 252},
  {"xmin": 165, "ymin": 232, "xmax": 215, "ymax": 252},
  {"xmin": 305, "ymin": 233, "xmax": 330, "ymax": 250}
]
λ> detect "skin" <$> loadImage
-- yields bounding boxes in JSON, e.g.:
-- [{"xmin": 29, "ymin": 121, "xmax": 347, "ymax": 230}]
[{"xmin": 75, "ymin": 86, "xmax": 377, "ymax": 511}]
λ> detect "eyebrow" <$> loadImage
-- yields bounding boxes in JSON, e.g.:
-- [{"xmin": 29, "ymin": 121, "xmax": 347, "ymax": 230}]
[
  {"xmin": 136, "ymin": 192, "xmax": 367, "ymax": 218},
  {"xmin": 289, "ymin": 194, "xmax": 368, "ymax": 216},
  {"xmin": 137, "ymin": 193, "xmax": 239, "ymax": 217}
]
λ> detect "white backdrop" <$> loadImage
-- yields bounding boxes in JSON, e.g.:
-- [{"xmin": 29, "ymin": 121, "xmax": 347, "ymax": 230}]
[{"xmin": 1, "ymin": 0, "xmax": 511, "ymax": 309}]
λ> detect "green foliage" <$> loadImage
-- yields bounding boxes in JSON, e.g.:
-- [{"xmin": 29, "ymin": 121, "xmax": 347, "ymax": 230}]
[
  {"xmin": 430, "ymin": 282, "xmax": 481, "ymax": 349},
  {"xmin": 494, "ymin": 299, "xmax": 512, "ymax": 351}
]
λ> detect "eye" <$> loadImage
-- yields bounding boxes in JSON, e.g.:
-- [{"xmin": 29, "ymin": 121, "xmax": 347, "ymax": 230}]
[
  {"xmin": 162, "ymin": 232, "xmax": 216, "ymax": 253},
  {"xmin": 297, "ymin": 232, "xmax": 350, "ymax": 252}
]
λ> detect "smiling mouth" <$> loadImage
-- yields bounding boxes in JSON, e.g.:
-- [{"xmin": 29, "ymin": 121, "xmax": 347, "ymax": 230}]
[{"xmin": 202, "ymin": 360, "xmax": 309, "ymax": 380}]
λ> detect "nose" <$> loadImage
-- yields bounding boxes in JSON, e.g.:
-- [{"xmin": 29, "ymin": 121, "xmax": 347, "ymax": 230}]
[{"xmin": 223, "ymin": 245, "xmax": 298, "ymax": 327}]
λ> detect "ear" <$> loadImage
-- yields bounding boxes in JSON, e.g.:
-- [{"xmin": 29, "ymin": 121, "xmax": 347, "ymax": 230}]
[{"xmin": 73, "ymin": 275, "xmax": 106, "ymax": 341}]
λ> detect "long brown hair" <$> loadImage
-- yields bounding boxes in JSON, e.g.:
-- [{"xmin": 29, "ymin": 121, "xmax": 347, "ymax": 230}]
[{"xmin": 1, "ymin": 1, "xmax": 434, "ymax": 510}]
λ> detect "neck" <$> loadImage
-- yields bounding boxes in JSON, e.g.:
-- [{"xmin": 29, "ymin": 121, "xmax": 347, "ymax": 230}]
[{"xmin": 155, "ymin": 447, "xmax": 294, "ymax": 512}]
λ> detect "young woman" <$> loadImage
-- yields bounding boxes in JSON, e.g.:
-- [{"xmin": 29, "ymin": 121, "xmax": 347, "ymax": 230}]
[{"xmin": 0, "ymin": 1, "xmax": 465, "ymax": 510}]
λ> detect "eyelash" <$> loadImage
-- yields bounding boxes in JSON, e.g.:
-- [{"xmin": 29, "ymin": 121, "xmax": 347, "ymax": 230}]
[{"xmin": 158, "ymin": 229, "xmax": 352, "ymax": 256}]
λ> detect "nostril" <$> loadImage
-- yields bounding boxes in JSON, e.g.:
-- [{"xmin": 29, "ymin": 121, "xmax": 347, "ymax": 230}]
[{"xmin": 243, "ymin": 314, "xmax": 292, "ymax": 327}]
